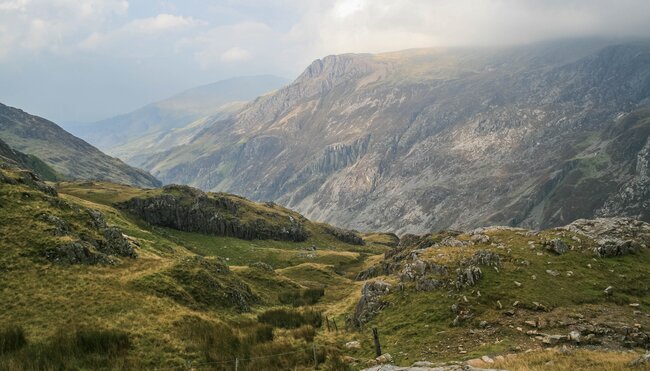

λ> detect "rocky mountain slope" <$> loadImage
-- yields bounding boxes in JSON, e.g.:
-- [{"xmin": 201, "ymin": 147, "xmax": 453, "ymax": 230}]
[
  {"xmin": 0, "ymin": 102, "xmax": 160, "ymax": 187},
  {"xmin": 66, "ymin": 75, "xmax": 289, "ymax": 164},
  {"xmin": 141, "ymin": 40, "xmax": 650, "ymax": 234}
]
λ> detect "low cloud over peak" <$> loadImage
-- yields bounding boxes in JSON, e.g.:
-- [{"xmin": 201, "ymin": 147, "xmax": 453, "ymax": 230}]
[{"xmin": 1, "ymin": 0, "xmax": 649, "ymax": 123}]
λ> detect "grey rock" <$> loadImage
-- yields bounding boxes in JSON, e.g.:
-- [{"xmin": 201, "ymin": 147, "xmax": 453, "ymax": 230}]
[
  {"xmin": 45, "ymin": 241, "xmax": 113, "ymax": 265},
  {"xmin": 100, "ymin": 227, "xmax": 137, "ymax": 258},
  {"xmin": 455, "ymin": 266, "xmax": 482, "ymax": 289},
  {"xmin": 544, "ymin": 238, "xmax": 569, "ymax": 255},
  {"xmin": 352, "ymin": 281, "xmax": 391, "ymax": 327}
]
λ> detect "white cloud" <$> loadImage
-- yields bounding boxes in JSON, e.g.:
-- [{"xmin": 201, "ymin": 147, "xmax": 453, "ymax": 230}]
[
  {"xmin": 128, "ymin": 14, "xmax": 199, "ymax": 34},
  {"xmin": 220, "ymin": 47, "xmax": 252, "ymax": 63},
  {"xmin": 0, "ymin": 0, "xmax": 29, "ymax": 11}
]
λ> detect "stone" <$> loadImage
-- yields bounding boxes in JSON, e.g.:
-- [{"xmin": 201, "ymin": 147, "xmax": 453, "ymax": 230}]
[
  {"xmin": 481, "ymin": 355, "xmax": 494, "ymax": 363},
  {"xmin": 375, "ymin": 353, "xmax": 393, "ymax": 364},
  {"xmin": 546, "ymin": 269, "xmax": 560, "ymax": 277},
  {"xmin": 514, "ymin": 281, "xmax": 522, "ymax": 287},
  {"xmin": 568, "ymin": 331, "xmax": 581, "ymax": 342},
  {"xmin": 544, "ymin": 238, "xmax": 569, "ymax": 255},
  {"xmin": 604, "ymin": 286, "xmax": 613, "ymax": 295},
  {"xmin": 542, "ymin": 334, "xmax": 566, "ymax": 345},
  {"xmin": 345, "ymin": 341, "xmax": 361, "ymax": 349},
  {"xmin": 411, "ymin": 361, "xmax": 434, "ymax": 367},
  {"xmin": 455, "ymin": 266, "xmax": 482, "ymax": 289}
]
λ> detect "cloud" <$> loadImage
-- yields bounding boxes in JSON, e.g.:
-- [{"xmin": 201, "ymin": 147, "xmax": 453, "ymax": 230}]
[
  {"xmin": 2, "ymin": 0, "xmax": 650, "ymax": 123},
  {"xmin": 128, "ymin": 14, "xmax": 200, "ymax": 34},
  {"xmin": 220, "ymin": 47, "xmax": 252, "ymax": 63},
  {"xmin": 0, "ymin": 0, "xmax": 29, "ymax": 11}
]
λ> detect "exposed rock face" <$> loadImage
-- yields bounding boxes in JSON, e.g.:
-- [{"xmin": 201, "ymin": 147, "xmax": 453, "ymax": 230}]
[
  {"xmin": 323, "ymin": 225, "xmax": 364, "ymax": 245},
  {"xmin": 44, "ymin": 241, "xmax": 114, "ymax": 265},
  {"xmin": 455, "ymin": 266, "xmax": 483, "ymax": 289},
  {"xmin": 140, "ymin": 40, "xmax": 650, "ymax": 234},
  {"xmin": 352, "ymin": 281, "xmax": 391, "ymax": 327},
  {"xmin": 120, "ymin": 185, "xmax": 309, "ymax": 242},
  {"xmin": 561, "ymin": 217, "xmax": 649, "ymax": 257}
]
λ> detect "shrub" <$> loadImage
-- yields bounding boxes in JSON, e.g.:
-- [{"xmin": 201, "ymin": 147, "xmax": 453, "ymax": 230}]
[
  {"xmin": 253, "ymin": 324, "xmax": 274, "ymax": 343},
  {"xmin": 292, "ymin": 325, "xmax": 316, "ymax": 342},
  {"xmin": 257, "ymin": 309, "xmax": 322, "ymax": 329},
  {"xmin": 278, "ymin": 287, "xmax": 325, "ymax": 307},
  {"xmin": 75, "ymin": 329, "xmax": 130, "ymax": 355},
  {"xmin": 0, "ymin": 326, "xmax": 27, "ymax": 354}
]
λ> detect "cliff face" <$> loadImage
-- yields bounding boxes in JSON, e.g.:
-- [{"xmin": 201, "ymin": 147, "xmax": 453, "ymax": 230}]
[{"xmin": 141, "ymin": 40, "xmax": 650, "ymax": 234}]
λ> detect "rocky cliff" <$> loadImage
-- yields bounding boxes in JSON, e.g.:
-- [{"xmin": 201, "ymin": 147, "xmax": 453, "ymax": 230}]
[{"xmin": 140, "ymin": 40, "xmax": 650, "ymax": 234}]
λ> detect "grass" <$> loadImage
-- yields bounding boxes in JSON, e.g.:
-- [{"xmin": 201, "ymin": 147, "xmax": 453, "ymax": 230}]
[
  {"xmin": 0, "ymin": 175, "xmax": 372, "ymax": 369},
  {"xmin": 3, "ymin": 173, "xmax": 650, "ymax": 370},
  {"xmin": 486, "ymin": 348, "xmax": 650, "ymax": 370},
  {"xmin": 346, "ymin": 228, "xmax": 650, "ymax": 366}
]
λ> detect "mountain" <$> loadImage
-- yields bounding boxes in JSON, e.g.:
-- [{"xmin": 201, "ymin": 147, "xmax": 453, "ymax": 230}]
[
  {"xmin": 0, "ymin": 103, "xmax": 160, "ymax": 187},
  {"xmin": 2, "ymin": 153, "xmax": 649, "ymax": 369},
  {"xmin": 66, "ymin": 75, "xmax": 289, "ymax": 163},
  {"xmin": 140, "ymin": 40, "xmax": 650, "ymax": 234}
]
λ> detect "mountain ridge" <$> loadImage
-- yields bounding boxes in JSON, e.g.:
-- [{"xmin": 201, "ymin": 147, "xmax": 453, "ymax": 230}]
[{"xmin": 139, "ymin": 40, "xmax": 650, "ymax": 234}]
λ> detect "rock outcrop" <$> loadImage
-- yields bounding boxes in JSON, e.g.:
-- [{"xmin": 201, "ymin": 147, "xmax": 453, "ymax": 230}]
[
  {"xmin": 352, "ymin": 281, "xmax": 392, "ymax": 327},
  {"xmin": 561, "ymin": 218, "xmax": 649, "ymax": 257},
  {"xmin": 119, "ymin": 185, "xmax": 309, "ymax": 242}
]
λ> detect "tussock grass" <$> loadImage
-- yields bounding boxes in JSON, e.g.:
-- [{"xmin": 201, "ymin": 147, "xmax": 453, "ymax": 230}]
[
  {"xmin": 0, "ymin": 326, "xmax": 27, "ymax": 355},
  {"xmin": 258, "ymin": 309, "xmax": 323, "ymax": 329}
]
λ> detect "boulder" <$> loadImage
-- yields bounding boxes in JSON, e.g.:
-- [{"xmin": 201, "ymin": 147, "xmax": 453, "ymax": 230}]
[
  {"xmin": 352, "ymin": 281, "xmax": 391, "ymax": 327},
  {"xmin": 455, "ymin": 266, "xmax": 482, "ymax": 289},
  {"xmin": 345, "ymin": 341, "xmax": 361, "ymax": 349},
  {"xmin": 376, "ymin": 353, "xmax": 393, "ymax": 364},
  {"xmin": 544, "ymin": 238, "xmax": 569, "ymax": 255}
]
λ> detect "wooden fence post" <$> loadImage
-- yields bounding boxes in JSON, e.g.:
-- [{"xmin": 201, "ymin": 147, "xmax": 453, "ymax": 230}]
[{"xmin": 372, "ymin": 327, "xmax": 382, "ymax": 357}]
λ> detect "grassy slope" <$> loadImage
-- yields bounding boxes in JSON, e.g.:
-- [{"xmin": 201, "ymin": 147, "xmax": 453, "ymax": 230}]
[
  {"xmin": 337, "ymin": 228, "xmax": 650, "ymax": 369},
  {"xmin": 0, "ymin": 177, "xmax": 382, "ymax": 369},
  {"xmin": 2, "ymin": 175, "xmax": 649, "ymax": 370}
]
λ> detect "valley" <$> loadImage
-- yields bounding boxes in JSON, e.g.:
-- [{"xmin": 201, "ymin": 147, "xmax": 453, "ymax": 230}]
[{"xmin": 1, "ymin": 152, "xmax": 649, "ymax": 370}]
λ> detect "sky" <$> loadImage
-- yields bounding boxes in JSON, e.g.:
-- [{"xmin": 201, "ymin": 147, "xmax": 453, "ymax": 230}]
[{"xmin": 1, "ymin": 0, "xmax": 650, "ymax": 124}]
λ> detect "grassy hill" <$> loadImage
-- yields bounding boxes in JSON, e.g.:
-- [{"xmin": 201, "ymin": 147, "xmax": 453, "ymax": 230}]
[{"xmin": 1, "ymin": 157, "xmax": 649, "ymax": 370}]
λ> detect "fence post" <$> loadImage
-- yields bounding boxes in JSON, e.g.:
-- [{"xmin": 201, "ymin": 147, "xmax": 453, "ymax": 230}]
[
  {"xmin": 312, "ymin": 343, "xmax": 318, "ymax": 369},
  {"xmin": 325, "ymin": 316, "xmax": 331, "ymax": 332},
  {"xmin": 372, "ymin": 327, "xmax": 382, "ymax": 357},
  {"xmin": 235, "ymin": 357, "xmax": 238, "ymax": 371}
]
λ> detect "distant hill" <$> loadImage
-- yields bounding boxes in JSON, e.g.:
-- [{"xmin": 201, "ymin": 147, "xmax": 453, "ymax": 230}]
[
  {"xmin": 66, "ymin": 75, "xmax": 289, "ymax": 163},
  {"xmin": 0, "ymin": 103, "xmax": 160, "ymax": 187}
]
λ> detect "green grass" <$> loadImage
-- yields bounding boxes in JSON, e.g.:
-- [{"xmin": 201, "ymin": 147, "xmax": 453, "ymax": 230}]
[{"xmin": 348, "ymin": 228, "xmax": 650, "ymax": 365}]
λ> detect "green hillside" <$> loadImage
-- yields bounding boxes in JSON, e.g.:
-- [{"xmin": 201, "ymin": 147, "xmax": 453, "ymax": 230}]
[{"xmin": 1, "ymin": 157, "xmax": 649, "ymax": 370}]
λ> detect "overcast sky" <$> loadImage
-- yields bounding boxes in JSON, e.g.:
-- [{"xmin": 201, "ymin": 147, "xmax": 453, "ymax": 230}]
[{"xmin": 1, "ymin": 0, "xmax": 650, "ymax": 124}]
